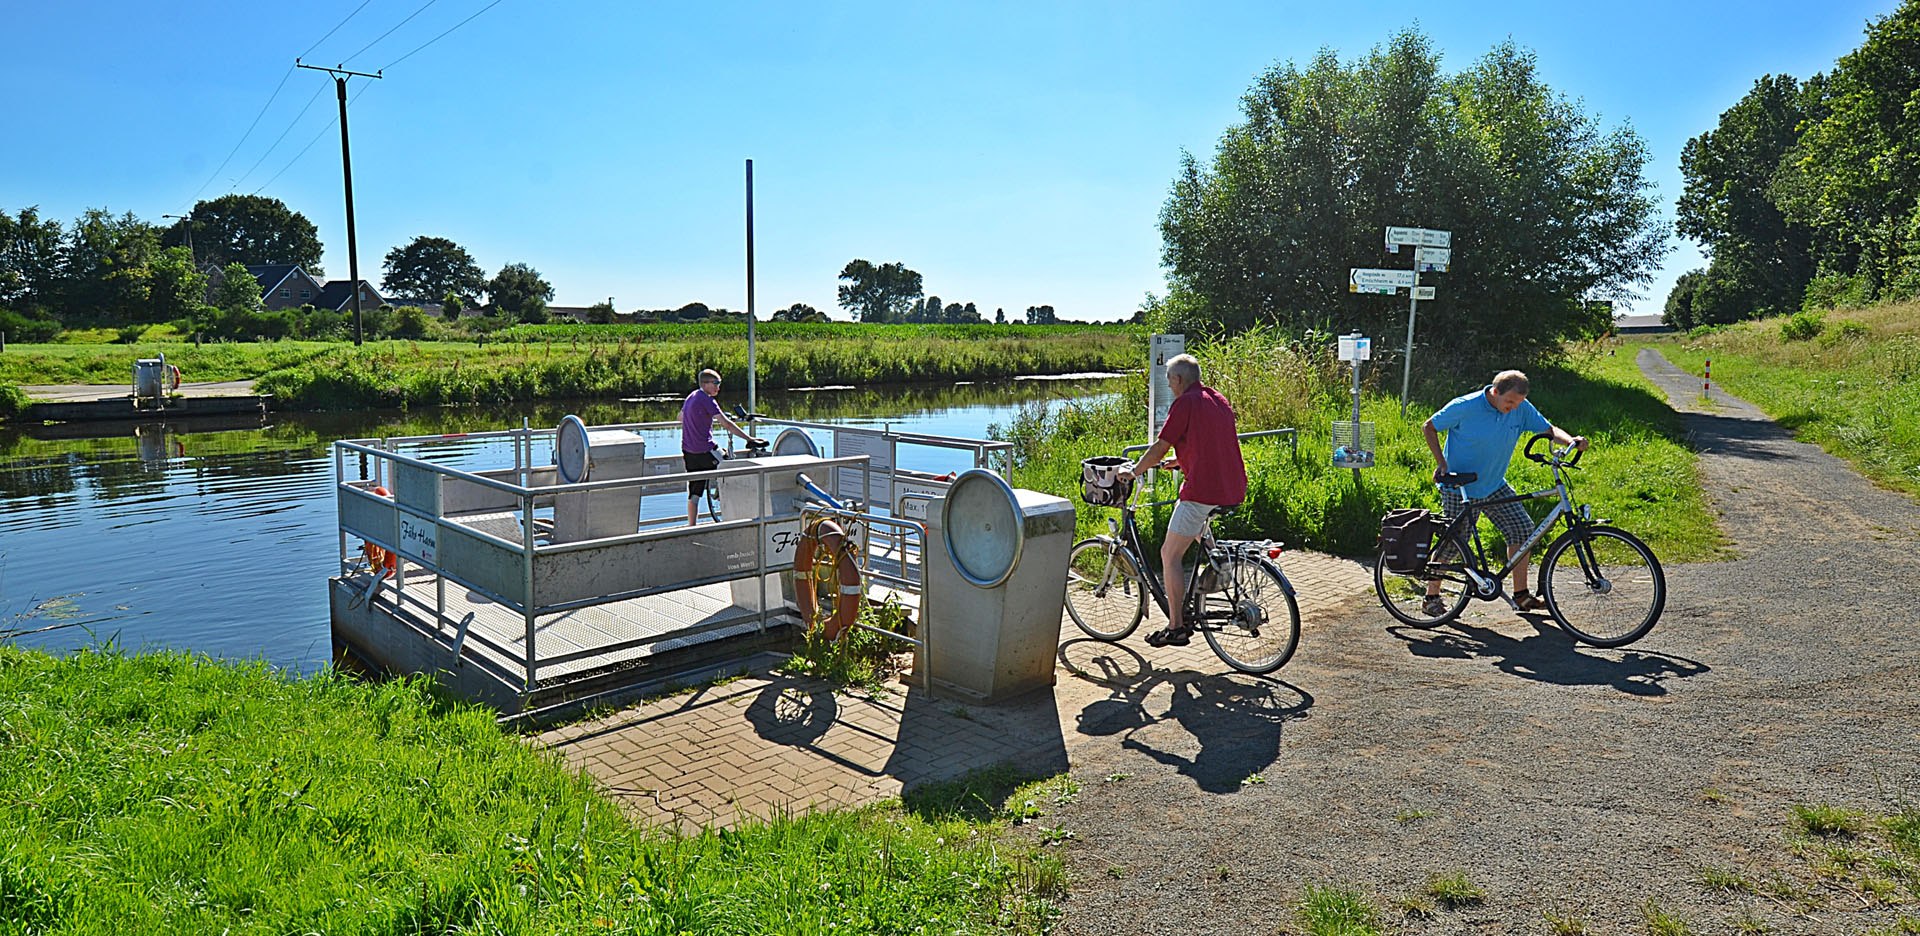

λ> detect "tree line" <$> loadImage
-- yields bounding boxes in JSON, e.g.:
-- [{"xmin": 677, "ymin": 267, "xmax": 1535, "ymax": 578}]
[
  {"xmin": 1668, "ymin": 0, "xmax": 1919, "ymax": 329},
  {"xmin": 833, "ymin": 259, "xmax": 1056, "ymax": 324}
]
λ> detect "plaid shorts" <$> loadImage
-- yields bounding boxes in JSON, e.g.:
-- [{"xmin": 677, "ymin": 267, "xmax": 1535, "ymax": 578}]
[{"xmin": 1439, "ymin": 483, "xmax": 1537, "ymax": 552}]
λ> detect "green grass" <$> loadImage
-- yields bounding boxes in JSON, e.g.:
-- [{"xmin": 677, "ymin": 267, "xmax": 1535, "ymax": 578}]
[
  {"xmin": 1793, "ymin": 803, "xmax": 1866, "ymax": 837},
  {"xmin": 0, "ymin": 645, "xmax": 1064, "ymax": 934},
  {"xmin": 999, "ymin": 330, "xmax": 1723, "ymax": 561},
  {"xmin": 0, "ymin": 323, "xmax": 1139, "ymax": 413},
  {"xmin": 1646, "ymin": 298, "xmax": 1920, "ymax": 497},
  {"xmin": 1642, "ymin": 900, "xmax": 1694, "ymax": 935},
  {"xmin": 1297, "ymin": 884, "xmax": 1383, "ymax": 936},
  {"xmin": 1425, "ymin": 871, "xmax": 1486, "ymax": 908}
]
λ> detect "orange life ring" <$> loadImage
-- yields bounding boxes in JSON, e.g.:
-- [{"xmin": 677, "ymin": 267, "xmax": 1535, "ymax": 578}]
[
  {"xmin": 168, "ymin": 364, "xmax": 181, "ymax": 392},
  {"xmin": 793, "ymin": 518, "xmax": 861, "ymax": 640},
  {"xmin": 359, "ymin": 486, "xmax": 398, "ymax": 575}
]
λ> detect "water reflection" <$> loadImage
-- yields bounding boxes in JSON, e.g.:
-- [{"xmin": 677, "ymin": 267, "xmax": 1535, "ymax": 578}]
[{"xmin": 0, "ymin": 377, "xmax": 1121, "ymax": 671}]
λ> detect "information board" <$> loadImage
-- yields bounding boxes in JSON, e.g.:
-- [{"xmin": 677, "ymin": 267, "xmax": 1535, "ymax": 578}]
[{"xmin": 1148, "ymin": 333, "xmax": 1185, "ymax": 439}]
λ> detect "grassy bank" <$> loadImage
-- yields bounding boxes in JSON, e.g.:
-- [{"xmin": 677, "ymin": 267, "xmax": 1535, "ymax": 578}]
[
  {"xmin": 0, "ymin": 646, "xmax": 1063, "ymax": 934},
  {"xmin": 1647, "ymin": 299, "xmax": 1920, "ymax": 498},
  {"xmin": 995, "ymin": 331, "xmax": 1721, "ymax": 562},
  {"xmin": 0, "ymin": 323, "xmax": 1139, "ymax": 413}
]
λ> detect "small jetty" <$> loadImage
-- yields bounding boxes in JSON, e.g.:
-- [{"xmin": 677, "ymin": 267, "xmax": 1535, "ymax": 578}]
[{"xmin": 20, "ymin": 380, "xmax": 270, "ymax": 423}]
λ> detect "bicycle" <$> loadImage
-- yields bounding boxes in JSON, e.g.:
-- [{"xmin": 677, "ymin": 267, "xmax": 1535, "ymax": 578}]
[
  {"xmin": 1063, "ymin": 456, "xmax": 1301, "ymax": 675},
  {"xmin": 1373, "ymin": 434, "xmax": 1667, "ymax": 648}
]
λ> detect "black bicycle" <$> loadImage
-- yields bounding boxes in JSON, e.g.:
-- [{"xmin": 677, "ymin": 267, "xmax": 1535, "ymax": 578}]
[
  {"xmin": 1064, "ymin": 457, "xmax": 1301, "ymax": 674},
  {"xmin": 701, "ymin": 434, "xmax": 771, "ymax": 523},
  {"xmin": 1373, "ymin": 434, "xmax": 1667, "ymax": 648}
]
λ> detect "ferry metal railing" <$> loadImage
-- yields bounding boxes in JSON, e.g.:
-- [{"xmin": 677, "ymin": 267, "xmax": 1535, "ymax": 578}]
[
  {"xmin": 792, "ymin": 474, "xmax": 934, "ymax": 691},
  {"xmin": 333, "ymin": 427, "xmax": 868, "ymax": 693}
]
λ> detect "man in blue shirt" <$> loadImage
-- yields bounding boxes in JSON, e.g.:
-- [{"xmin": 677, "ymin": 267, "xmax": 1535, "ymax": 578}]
[{"xmin": 1423, "ymin": 370, "xmax": 1587, "ymax": 615}]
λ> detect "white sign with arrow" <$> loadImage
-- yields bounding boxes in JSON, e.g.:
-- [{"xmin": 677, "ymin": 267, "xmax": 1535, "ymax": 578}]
[
  {"xmin": 1349, "ymin": 268, "xmax": 1417, "ymax": 294},
  {"xmin": 1385, "ymin": 226, "xmax": 1452, "ymax": 251},
  {"xmin": 1416, "ymin": 247, "xmax": 1451, "ymax": 273}
]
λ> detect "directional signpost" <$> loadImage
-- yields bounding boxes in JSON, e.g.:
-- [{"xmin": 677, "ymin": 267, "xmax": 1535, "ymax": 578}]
[
  {"xmin": 1349, "ymin": 268, "xmax": 1417, "ymax": 295},
  {"xmin": 1383, "ymin": 226, "xmax": 1453, "ymax": 415}
]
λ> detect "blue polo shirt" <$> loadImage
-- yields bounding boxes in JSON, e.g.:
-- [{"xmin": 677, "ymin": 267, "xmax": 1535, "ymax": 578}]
[{"xmin": 1429, "ymin": 386, "xmax": 1552, "ymax": 499}]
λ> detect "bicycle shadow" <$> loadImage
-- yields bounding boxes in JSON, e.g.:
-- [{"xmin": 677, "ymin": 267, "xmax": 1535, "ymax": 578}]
[
  {"xmin": 1387, "ymin": 616, "xmax": 1709, "ymax": 696},
  {"xmin": 1058, "ymin": 638, "xmax": 1314, "ymax": 793}
]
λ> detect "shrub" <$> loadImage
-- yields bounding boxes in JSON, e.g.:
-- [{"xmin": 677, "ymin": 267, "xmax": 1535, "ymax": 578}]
[
  {"xmin": 389, "ymin": 305, "xmax": 432, "ymax": 340},
  {"xmin": 1780, "ymin": 310, "xmax": 1826, "ymax": 341},
  {"xmin": 1818, "ymin": 320, "xmax": 1871, "ymax": 347},
  {"xmin": 1803, "ymin": 272, "xmax": 1874, "ymax": 311},
  {"xmin": 0, "ymin": 307, "xmax": 63, "ymax": 343},
  {"xmin": 0, "ymin": 384, "xmax": 29, "ymax": 419}
]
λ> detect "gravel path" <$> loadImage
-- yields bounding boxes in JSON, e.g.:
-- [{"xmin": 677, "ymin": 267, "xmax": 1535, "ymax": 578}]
[{"xmin": 1038, "ymin": 348, "xmax": 1920, "ymax": 934}]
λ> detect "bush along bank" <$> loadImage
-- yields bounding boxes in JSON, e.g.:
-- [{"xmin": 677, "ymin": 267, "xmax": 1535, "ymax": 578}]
[
  {"xmin": 252, "ymin": 327, "xmax": 1139, "ymax": 409},
  {"xmin": 993, "ymin": 331, "xmax": 1720, "ymax": 562}
]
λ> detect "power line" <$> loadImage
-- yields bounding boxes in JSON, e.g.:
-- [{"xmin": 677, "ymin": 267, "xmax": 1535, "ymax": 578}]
[
  {"xmin": 382, "ymin": 0, "xmax": 509, "ymax": 72},
  {"xmin": 297, "ymin": 0, "xmax": 376, "ymax": 61},
  {"xmin": 181, "ymin": 66, "xmax": 294, "ymax": 210},
  {"xmin": 250, "ymin": 82, "xmax": 376, "ymax": 196},
  {"xmin": 230, "ymin": 83, "xmax": 331, "ymax": 192},
  {"xmin": 343, "ymin": 0, "xmax": 444, "ymax": 67}
]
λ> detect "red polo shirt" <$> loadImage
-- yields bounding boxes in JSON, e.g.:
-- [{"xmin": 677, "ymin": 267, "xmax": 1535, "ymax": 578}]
[{"xmin": 1158, "ymin": 383, "xmax": 1247, "ymax": 506}]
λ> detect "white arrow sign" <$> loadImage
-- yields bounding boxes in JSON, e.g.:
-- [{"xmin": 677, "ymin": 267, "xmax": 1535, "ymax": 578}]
[
  {"xmin": 1416, "ymin": 247, "xmax": 1451, "ymax": 273},
  {"xmin": 1350, "ymin": 268, "xmax": 1417, "ymax": 293},
  {"xmin": 1385, "ymin": 226, "xmax": 1452, "ymax": 251}
]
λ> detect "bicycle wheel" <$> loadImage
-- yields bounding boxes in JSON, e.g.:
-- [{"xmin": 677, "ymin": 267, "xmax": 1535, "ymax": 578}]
[
  {"xmin": 1065, "ymin": 538, "xmax": 1146, "ymax": 641},
  {"xmin": 1201, "ymin": 554, "xmax": 1301, "ymax": 675},
  {"xmin": 1374, "ymin": 530, "xmax": 1473, "ymax": 627},
  {"xmin": 704, "ymin": 488, "xmax": 723, "ymax": 523},
  {"xmin": 1540, "ymin": 525, "xmax": 1665, "ymax": 648}
]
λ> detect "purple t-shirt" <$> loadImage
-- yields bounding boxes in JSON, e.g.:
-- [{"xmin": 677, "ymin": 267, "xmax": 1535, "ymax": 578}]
[{"xmin": 680, "ymin": 388, "xmax": 721, "ymax": 454}]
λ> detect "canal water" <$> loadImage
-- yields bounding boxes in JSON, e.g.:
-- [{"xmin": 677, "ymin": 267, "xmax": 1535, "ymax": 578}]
[{"xmin": 0, "ymin": 378, "xmax": 1121, "ymax": 671}]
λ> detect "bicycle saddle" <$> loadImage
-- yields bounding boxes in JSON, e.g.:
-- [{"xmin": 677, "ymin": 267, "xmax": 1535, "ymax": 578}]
[{"xmin": 1435, "ymin": 472, "xmax": 1478, "ymax": 487}]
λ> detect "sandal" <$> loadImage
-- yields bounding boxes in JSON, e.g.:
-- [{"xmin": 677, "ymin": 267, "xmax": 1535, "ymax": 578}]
[
  {"xmin": 1513, "ymin": 589, "xmax": 1548, "ymax": 612},
  {"xmin": 1145, "ymin": 625, "xmax": 1194, "ymax": 647}
]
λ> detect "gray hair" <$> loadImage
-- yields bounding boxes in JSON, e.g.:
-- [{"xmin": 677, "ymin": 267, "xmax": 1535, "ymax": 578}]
[
  {"xmin": 1492, "ymin": 369, "xmax": 1529, "ymax": 395},
  {"xmin": 1167, "ymin": 354, "xmax": 1201, "ymax": 384},
  {"xmin": 698, "ymin": 368, "xmax": 722, "ymax": 385}
]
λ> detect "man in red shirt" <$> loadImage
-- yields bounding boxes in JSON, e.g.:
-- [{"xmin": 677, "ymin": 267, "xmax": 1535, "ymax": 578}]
[{"xmin": 1118, "ymin": 353, "xmax": 1247, "ymax": 646}]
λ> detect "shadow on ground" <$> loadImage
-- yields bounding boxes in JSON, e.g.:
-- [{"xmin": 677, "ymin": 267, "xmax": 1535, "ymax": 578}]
[
  {"xmin": 1388, "ymin": 617, "xmax": 1709, "ymax": 695},
  {"xmin": 1058, "ymin": 637, "xmax": 1314, "ymax": 793}
]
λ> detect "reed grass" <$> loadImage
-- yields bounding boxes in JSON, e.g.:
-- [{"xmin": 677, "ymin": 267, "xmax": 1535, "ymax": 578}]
[{"xmin": 0, "ymin": 645, "xmax": 1064, "ymax": 934}]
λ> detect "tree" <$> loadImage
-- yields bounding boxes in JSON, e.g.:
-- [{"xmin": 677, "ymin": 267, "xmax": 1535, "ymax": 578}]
[
  {"xmin": 962, "ymin": 301, "xmax": 979, "ymax": 323},
  {"xmin": 995, "ymin": 306, "xmax": 1006, "ymax": 324},
  {"xmin": 60, "ymin": 208, "xmax": 160, "ymax": 325},
  {"xmin": 1024, "ymin": 304, "xmax": 1058, "ymax": 324},
  {"xmin": 1159, "ymin": 31, "xmax": 1665, "ymax": 367},
  {"xmin": 441, "ymin": 290, "xmax": 465, "ymax": 320},
  {"xmin": 1662, "ymin": 269, "xmax": 1705, "ymax": 329},
  {"xmin": 173, "ymin": 194, "xmax": 323, "ymax": 273},
  {"xmin": 773, "ymin": 301, "xmax": 826, "ymax": 322},
  {"xmin": 836, "ymin": 259, "xmax": 923, "ymax": 322},
  {"xmin": 147, "ymin": 246, "xmax": 206, "ymax": 325},
  {"xmin": 585, "ymin": 300, "xmax": 616, "ymax": 324},
  {"xmin": 0, "ymin": 207, "xmax": 64, "ymax": 313},
  {"xmin": 382, "ymin": 235, "xmax": 486, "ymax": 304},
  {"xmin": 213, "ymin": 261, "xmax": 263, "ymax": 314},
  {"xmin": 1774, "ymin": 0, "xmax": 1920, "ymax": 297},
  {"xmin": 1677, "ymin": 75, "xmax": 1815, "ymax": 320},
  {"xmin": 920, "ymin": 295, "xmax": 942, "ymax": 323},
  {"xmin": 486, "ymin": 262, "xmax": 554, "ymax": 323}
]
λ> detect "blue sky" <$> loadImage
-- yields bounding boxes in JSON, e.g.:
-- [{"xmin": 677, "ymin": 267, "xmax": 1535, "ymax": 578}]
[{"xmin": 3, "ymin": 0, "xmax": 1899, "ymax": 320}]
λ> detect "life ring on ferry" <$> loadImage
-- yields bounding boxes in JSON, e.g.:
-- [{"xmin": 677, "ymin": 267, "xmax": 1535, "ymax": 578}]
[
  {"xmin": 358, "ymin": 486, "xmax": 399, "ymax": 576},
  {"xmin": 793, "ymin": 518, "xmax": 862, "ymax": 640},
  {"xmin": 167, "ymin": 364, "xmax": 181, "ymax": 392}
]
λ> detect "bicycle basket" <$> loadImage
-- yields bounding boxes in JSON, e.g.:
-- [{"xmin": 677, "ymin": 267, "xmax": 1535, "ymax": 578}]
[
  {"xmin": 1378, "ymin": 508, "xmax": 1434, "ymax": 573},
  {"xmin": 1081, "ymin": 456, "xmax": 1133, "ymax": 507}
]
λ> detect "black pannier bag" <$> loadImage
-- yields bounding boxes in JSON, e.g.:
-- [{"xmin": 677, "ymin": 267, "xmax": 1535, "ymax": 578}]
[
  {"xmin": 1378, "ymin": 508, "xmax": 1434, "ymax": 573},
  {"xmin": 1081, "ymin": 456, "xmax": 1133, "ymax": 507}
]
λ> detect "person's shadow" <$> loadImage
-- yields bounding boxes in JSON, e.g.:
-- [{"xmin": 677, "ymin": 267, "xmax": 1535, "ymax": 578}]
[
  {"xmin": 1390, "ymin": 614, "xmax": 1708, "ymax": 695},
  {"xmin": 1060, "ymin": 638, "xmax": 1314, "ymax": 793}
]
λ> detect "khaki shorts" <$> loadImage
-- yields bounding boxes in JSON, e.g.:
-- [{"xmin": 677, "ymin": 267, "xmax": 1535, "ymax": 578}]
[{"xmin": 1168, "ymin": 499, "xmax": 1224, "ymax": 539}]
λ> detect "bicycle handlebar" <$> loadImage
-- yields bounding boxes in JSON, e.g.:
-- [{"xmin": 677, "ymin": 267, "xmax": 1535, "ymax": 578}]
[{"xmin": 1524, "ymin": 432, "xmax": 1583, "ymax": 469}]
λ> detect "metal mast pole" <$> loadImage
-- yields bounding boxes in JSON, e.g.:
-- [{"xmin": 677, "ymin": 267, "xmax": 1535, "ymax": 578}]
[
  {"xmin": 297, "ymin": 61, "xmax": 382, "ymax": 346},
  {"xmin": 1400, "ymin": 250, "xmax": 1420, "ymax": 417},
  {"xmin": 745, "ymin": 158, "xmax": 757, "ymax": 413}
]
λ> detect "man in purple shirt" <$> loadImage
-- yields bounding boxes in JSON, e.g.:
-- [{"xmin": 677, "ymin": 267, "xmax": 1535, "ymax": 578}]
[{"xmin": 681, "ymin": 368, "xmax": 753, "ymax": 525}]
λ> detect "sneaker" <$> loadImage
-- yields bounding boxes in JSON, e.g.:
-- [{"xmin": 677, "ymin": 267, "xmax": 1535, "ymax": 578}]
[{"xmin": 1421, "ymin": 595, "xmax": 1449, "ymax": 618}]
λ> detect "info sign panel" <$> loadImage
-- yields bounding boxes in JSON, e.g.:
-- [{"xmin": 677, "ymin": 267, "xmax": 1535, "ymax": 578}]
[
  {"xmin": 1416, "ymin": 247, "xmax": 1451, "ymax": 273},
  {"xmin": 1148, "ymin": 334, "xmax": 1185, "ymax": 439},
  {"xmin": 833, "ymin": 428, "xmax": 895, "ymax": 504},
  {"xmin": 1349, "ymin": 268, "xmax": 1416, "ymax": 294},
  {"xmin": 1338, "ymin": 335, "xmax": 1371, "ymax": 362},
  {"xmin": 1385, "ymin": 226, "xmax": 1452, "ymax": 252}
]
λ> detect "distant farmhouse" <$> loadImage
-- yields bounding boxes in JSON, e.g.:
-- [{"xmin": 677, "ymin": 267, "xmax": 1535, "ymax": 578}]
[
  {"xmin": 204, "ymin": 264, "xmax": 400, "ymax": 313},
  {"xmin": 1613, "ymin": 313, "xmax": 1673, "ymax": 335}
]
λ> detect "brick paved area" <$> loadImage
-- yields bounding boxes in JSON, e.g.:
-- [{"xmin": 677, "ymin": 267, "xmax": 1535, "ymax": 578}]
[{"xmin": 531, "ymin": 549, "xmax": 1377, "ymax": 830}]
